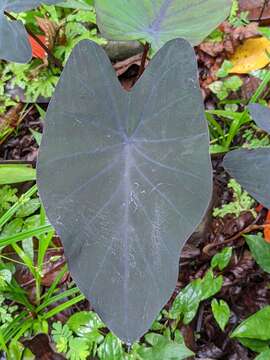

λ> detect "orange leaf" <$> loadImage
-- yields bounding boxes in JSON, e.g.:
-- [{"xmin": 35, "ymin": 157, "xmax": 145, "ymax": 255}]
[
  {"xmin": 264, "ymin": 210, "xmax": 270, "ymax": 243},
  {"xmin": 28, "ymin": 35, "xmax": 47, "ymax": 59},
  {"xmin": 229, "ymin": 37, "xmax": 270, "ymax": 74}
]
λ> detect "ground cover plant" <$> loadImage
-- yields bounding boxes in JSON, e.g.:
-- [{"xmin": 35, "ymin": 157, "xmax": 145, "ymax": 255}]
[{"xmin": 1, "ymin": 0, "xmax": 270, "ymax": 359}]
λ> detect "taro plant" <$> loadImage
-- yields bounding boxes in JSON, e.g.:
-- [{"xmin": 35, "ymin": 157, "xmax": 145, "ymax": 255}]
[
  {"xmin": 37, "ymin": 38, "xmax": 213, "ymax": 343},
  {"xmin": 95, "ymin": 0, "xmax": 232, "ymax": 51},
  {"xmin": 224, "ymin": 103, "xmax": 270, "ymax": 208},
  {"xmin": 1, "ymin": 0, "xmax": 232, "ymax": 345},
  {"xmin": 0, "ymin": 0, "xmax": 62, "ymax": 63}
]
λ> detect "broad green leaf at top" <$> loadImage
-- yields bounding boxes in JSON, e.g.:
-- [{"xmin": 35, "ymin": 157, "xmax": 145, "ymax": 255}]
[{"xmin": 95, "ymin": 0, "xmax": 232, "ymax": 51}]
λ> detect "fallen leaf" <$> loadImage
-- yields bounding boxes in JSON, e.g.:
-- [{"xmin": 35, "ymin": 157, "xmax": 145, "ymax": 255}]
[
  {"xmin": 229, "ymin": 37, "xmax": 270, "ymax": 74},
  {"xmin": 239, "ymin": 0, "xmax": 270, "ymax": 23}
]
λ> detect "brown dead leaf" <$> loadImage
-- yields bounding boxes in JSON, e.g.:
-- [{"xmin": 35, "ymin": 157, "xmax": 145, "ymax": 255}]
[
  {"xmin": 239, "ymin": 0, "xmax": 270, "ymax": 23},
  {"xmin": 35, "ymin": 17, "xmax": 58, "ymax": 51},
  {"xmin": 23, "ymin": 334, "xmax": 65, "ymax": 360},
  {"xmin": 113, "ymin": 53, "xmax": 146, "ymax": 76}
]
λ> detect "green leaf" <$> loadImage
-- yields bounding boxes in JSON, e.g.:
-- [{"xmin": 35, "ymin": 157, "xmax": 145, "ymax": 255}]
[
  {"xmin": 0, "ymin": 165, "xmax": 36, "ymax": 185},
  {"xmin": 8, "ymin": 340, "xmax": 24, "ymax": 360},
  {"xmin": 211, "ymin": 299, "xmax": 230, "ymax": 331},
  {"xmin": 138, "ymin": 333, "xmax": 194, "ymax": 360},
  {"xmin": 231, "ymin": 306, "xmax": 270, "ymax": 340},
  {"xmin": 216, "ymin": 60, "xmax": 233, "ymax": 78},
  {"xmin": 67, "ymin": 311, "xmax": 104, "ymax": 336},
  {"xmin": 211, "ymin": 247, "xmax": 232, "ymax": 271},
  {"xmin": 97, "ymin": 333, "xmax": 124, "ymax": 360},
  {"xmin": 30, "ymin": 129, "xmax": 42, "ymax": 146},
  {"xmin": 52, "ymin": 322, "xmax": 72, "ymax": 353},
  {"xmin": 67, "ymin": 337, "xmax": 90, "ymax": 360},
  {"xmin": 56, "ymin": 0, "xmax": 93, "ymax": 9},
  {"xmin": 200, "ymin": 270, "xmax": 223, "ymax": 301},
  {"xmin": 169, "ymin": 279, "xmax": 202, "ymax": 324},
  {"xmin": 245, "ymin": 234, "xmax": 270, "ymax": 273},
  {"xmin": 0, "ymin": 218, "xmax": 23, "ymax": 239},
  {"xmin": 0, "ymin": 269, "xmax": 12, "ymax": 288},
  {"xmin": 169, "ymin": 270, "xmax": 223, "ymax": 324},
  {"xmin": 255, "ymin": 349, "xmax": 270, "ymax": 359},
  {"xmin": 16, "ymin": 199, "xmax": 40, "ymax": 218},
  {"xmin": 95, "ymin": 0, "xmax": 231, "ymax": 51},
  {"xmin": 238, "ymin": 338, "xmax": 270, "ymax": 353}
]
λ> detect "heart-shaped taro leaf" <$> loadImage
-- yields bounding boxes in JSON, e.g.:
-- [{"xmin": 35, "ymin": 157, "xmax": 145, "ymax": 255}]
[
  {"xmin": 95, "ymin": 0, "xmax": 232, "ymax": 51},
  {"xmin": 248, "ymin": 103, "xmax": 270, "ymax": 134},
  {"xmin": 37, "ymin": 38, "xmax": 212, "ymax": 343},
  {"xmin": 223, "ymin": 148, "xmax": 270, "ymax": 209},
  {"xmin": 0, "ymin": 0, "xmax": 62, "ymax": 63}
]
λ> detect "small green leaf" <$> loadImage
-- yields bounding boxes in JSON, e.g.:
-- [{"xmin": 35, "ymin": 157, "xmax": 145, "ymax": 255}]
[
  {"xmin": 0, "ymin": 165, "xmax": 36, "ymax": 185},
  {"xmin": 211, "ymin": 247, "xmax": 232, "ymax": 271},
  {"xmin": 97, "ymin": 333, "xmax": 124, "ymax": 360},
  {"xmin": 0, "ymin": 269, "xmax": 12, "ymax": 287},
  {"xmin": 217, "ymin": 60, "xmax": 233, "ymax": 78},
  {"xmin": 67, "ymin": 311, "xmax": 104, "ymax": 336},
  {"xmin": 238, "ymin": 338, "xmax": 270, "ymax": 353},
  {"xmin": 211, "ymin": 298, "xmax": 230, "ymax": 331},
  {"xmin": 245, "ymin": 234, "xmax": 270, "ymax": 273},
  {"xmin": 200, "ymin": 270, "xmax": 223, "ymax": 300},
  {"xmin": 255, "ymin": 349, "xmax": 270, "ymax": 359},
  {"xmin": 138, "ymin": 333, "xmax": 194, "ymax": 360},
  {"xmin": 169, "ymin": 270, "xmax": 223, "ymax": 324},
  {"xmin": 52, "ymin": 322, "xmax": 72, "ymax": 354},
  {"xmin": 231, "ymin": 306, "xmax": 270, "ymax": 340},
  {"xmin": 67, "ymin": 337, "xmax": 90, "ymax": 360},
  {"xmin": 30, "ymin": 129, "xmax": 42, "ymax": 146},
  {"xmin": 16, "ymin": 199, "xmax": 40, "ymax": 218},
  {"xmin": 169, "ymin": 278, "xmax": 202, "ymax": 324},
  {"xmin": 0, "ymin": 218, "xmax": 24, "ymax": 238}
]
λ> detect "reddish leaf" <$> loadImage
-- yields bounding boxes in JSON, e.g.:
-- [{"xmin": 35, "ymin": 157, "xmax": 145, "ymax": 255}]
[
  {"xmin": 264, "ymin": 210, "xmax": 270, "ymax": 243},
  {"xmin": 28, "ymin": 34, "xmax": 47, "ymax": 59}
]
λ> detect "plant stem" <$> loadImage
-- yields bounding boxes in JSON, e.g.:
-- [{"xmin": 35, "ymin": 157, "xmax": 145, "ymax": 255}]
[
  {"xmin": 4, "ymin": 11, "xmax": 63, "ymax": 70},
  {"xmin": 259, "ymin": 0, "xmax": 269, "ymax": 21},
  {"xmin": 136, "ymin": 42, "xmax": 150, "ymax": 81}
]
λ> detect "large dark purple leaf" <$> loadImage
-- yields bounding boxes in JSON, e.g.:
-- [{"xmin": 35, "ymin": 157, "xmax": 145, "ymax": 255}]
[
  {"xmin": 223, "ymin": 148, "xmax": 270, "ymax": 208},
  {"xmin": 248, "ymin": 103, "xmax": 270, "ymax": 134},
  {"xmin": 95, "ymin": 0, "xmax": 232, "ymax": 51},
  {"xmin": 0, "ymin": 0, "xmax": 62, "ymax": 63},
  {"xmin": 37, "ymin": 38, "xmax": 212, "ymax": 343}
]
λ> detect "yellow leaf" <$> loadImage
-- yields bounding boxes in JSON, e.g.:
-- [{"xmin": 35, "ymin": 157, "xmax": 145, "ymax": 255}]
[{"xmin": 229, "ymin": 37, "xmax": 270, "ymax": 74}]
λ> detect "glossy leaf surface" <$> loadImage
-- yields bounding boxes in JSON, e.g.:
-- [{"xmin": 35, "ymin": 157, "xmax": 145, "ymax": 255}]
[
  {"xmin": 223, "ymin": 148, "xmax": 270, "ymax": 209},
  {"xmin": 0, "ymin": 0, "xmax": 62, "ymax": 63},
  {"xmin": 231, "ymin": 306, "xmax": 270, "ymax": 340},
  {"xmin": 37, "ymin": 38, "xmax": 212, "ymax": 343},
  {"xmin": 245, "ymin": 234, "xmax": 270, "ymax": 273},
  {"xmin": 95, "ymin": 0, "xmax": 232, "ymax": 51},
  {"xmin": 248, "ymin": 103, "xmax": 270, "ymax": 134}
]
